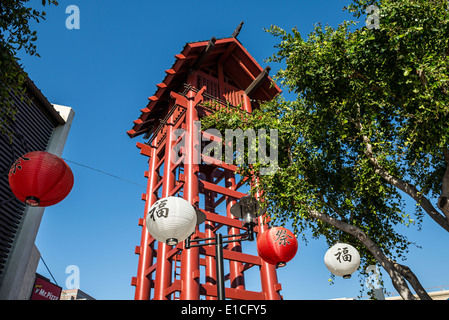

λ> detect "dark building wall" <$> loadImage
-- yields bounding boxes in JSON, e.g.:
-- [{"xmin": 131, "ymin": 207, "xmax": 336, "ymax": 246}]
[{"xmin": 0, "ymin": 81, "xmax": 59, "ymax": 280}]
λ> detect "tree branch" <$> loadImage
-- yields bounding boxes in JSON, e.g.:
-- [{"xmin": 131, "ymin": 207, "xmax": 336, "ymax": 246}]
[
  {"xmin": 306, "ymin": 206, "xmax": 421, "ymax": 300},
  {"xmin": 438, "ymin": 148, "xmax": 449, "ymax": 219},
  {"xmin": 394, "ymin": 262, "xmax": 432, "ymax": 300},
  {"xmin": 416, "ymin": 69, "xmax": 428, "ymax": 89},
  {"xmin": 349, "ymin": 117, "xmax": 449, "ymax": 232}
]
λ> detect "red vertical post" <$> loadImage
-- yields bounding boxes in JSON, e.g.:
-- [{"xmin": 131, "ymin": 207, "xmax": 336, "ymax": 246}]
[
  {"xmin": 153, "ymin": 112, "xmax": 176, "ymax": 300},
  {"xmin": 204, "ymin": 171, "xmax": 217, "ymax": 300},
  {"xmin": 134, "ymin": 146, "xmax": 158, "ymax": 300},
  {"xmin": 257, "ymin": 213, "xmax": 282, "ymax": 300},
  {"xmin": 245, "ymin": 94, "xmax": 281, "ymax": 299},
  {"xmin": 225, "ymin": 171, "xmax": 245, "ymax": 291},
  {"xmin": 180, "ymin": 87, "xmax": 201, "ymax": 300}
]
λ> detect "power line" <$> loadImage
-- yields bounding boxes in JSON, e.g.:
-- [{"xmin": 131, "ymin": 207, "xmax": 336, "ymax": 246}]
[
  {"xmin": 63, "ymin": 158, "xmax": 146, "ymax": 188},
  {"xmin": 39, "ymin": 255, "xmax": 58, "ymax": 286}
]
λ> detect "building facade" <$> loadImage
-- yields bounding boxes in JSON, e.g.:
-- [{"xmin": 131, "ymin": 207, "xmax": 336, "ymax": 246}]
[
  {"xmin": 60, "ymin": 289, "xmax": 95, "ymax": 300},
  {"xmin": 0, "ymin": 76, "xmax": 74, "ymax": 299}
]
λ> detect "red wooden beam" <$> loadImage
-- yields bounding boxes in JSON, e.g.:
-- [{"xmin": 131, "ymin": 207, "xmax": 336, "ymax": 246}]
[
  {"xmin": 201, "ymin": 154, "xmax": 238, "ymax": 172},
  {"xmin": 164, "ymin": 279, "xmax": 182, "ymax": 298},
  {"xmin": 200, "ymin": 283, "xmax": 265, "ymax": 300},
  {"xmin": 198, "ymin": 242, "xmax": 261, "ymax": 266},
  {"xmin": 200, "ymin": 209, "xmax": 243, "ymax": 230},
  {"xmin": 199, "ymin": 180, "xmax": 246, "ymax": 199},
  {"xmin": 136, "ymin": 142, "xmax": 153, "ymax": 157}
]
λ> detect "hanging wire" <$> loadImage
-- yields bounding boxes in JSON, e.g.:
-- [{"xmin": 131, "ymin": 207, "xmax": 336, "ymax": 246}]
[
  {"xmin": 39, "ymin": 255, "xmax": 58, "ymax": 286},
  {"xmin": 63, "ymin": 158, "xmax": 146, "ymax": 188}
]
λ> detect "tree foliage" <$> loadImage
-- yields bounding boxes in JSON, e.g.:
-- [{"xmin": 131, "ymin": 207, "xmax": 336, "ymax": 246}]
[
  {"xmin": 203, "ymin": 0, "xmax": 449, "ymax": 299},
  {"xmin": 0, "ymin": 0, "xmax": 58, "ymax": 140}
]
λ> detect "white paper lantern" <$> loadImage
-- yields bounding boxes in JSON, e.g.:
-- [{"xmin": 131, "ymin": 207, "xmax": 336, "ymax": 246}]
[
  {"xmin": 324, "ymin": 243, "xmax": 360, "ymax": 279},
  {"xmin": 146, "ymin": 196, "xmax": 197, "ymax": 246}
]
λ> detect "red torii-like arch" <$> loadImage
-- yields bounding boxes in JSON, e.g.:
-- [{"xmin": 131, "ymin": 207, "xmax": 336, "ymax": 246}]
[{"xmin": 128, "ymin": 34, "xmax": 283, "ymax": 300}]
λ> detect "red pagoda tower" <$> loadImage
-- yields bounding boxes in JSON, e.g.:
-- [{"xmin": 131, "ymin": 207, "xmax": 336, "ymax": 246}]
[{"xmin": 128, "ymin": 29, "xmax": 283, "ymax": 300}]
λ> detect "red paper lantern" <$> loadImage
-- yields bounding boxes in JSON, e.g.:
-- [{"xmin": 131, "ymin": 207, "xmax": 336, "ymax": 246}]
[
  {"xmin": 257, "ymin": 227, "xmax": 298, "ymax": 267},
  {"xmin": 8, "ymin": 151, "xmax": 74, "ymax": 207}
]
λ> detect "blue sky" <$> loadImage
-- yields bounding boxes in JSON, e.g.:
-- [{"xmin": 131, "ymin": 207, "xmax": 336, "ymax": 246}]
[{"xmin": 18, "ymin": 0, "xmax": 449, "ymax": 300}]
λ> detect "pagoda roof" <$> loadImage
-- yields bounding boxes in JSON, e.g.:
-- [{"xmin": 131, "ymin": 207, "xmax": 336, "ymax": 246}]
[{"xmin": 127, "ymin": 37, "xmax": 281, "ymax": 139}]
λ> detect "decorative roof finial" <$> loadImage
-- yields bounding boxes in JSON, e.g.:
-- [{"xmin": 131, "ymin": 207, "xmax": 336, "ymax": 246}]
[{"xmin": 231, "ymin": 21, "xmax": 244, "ymax": 38}]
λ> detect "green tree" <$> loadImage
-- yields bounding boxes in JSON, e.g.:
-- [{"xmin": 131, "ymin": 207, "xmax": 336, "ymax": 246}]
[
  {"xmin": 203, "ymin": 0, "xmax": 449, "ymax": 299},
  {"xmin": 0, "ymin": 0, "xmax": 58, "ymax": 140}
]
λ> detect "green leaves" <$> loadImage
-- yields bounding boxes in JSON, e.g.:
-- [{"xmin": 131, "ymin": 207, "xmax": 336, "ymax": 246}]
[
  {"xmin": 203, "ymin": 0, "xmax": 449, "ymax": 296},
  {"xmin": 0, "ymin": 0, "xmax": 59, "ymax": 139}
]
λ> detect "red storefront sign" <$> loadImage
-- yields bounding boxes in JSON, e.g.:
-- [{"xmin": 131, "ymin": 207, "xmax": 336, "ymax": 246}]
[{"xmin": 30, "ymin": 274, "xmax": 62, "ymax": 300}]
